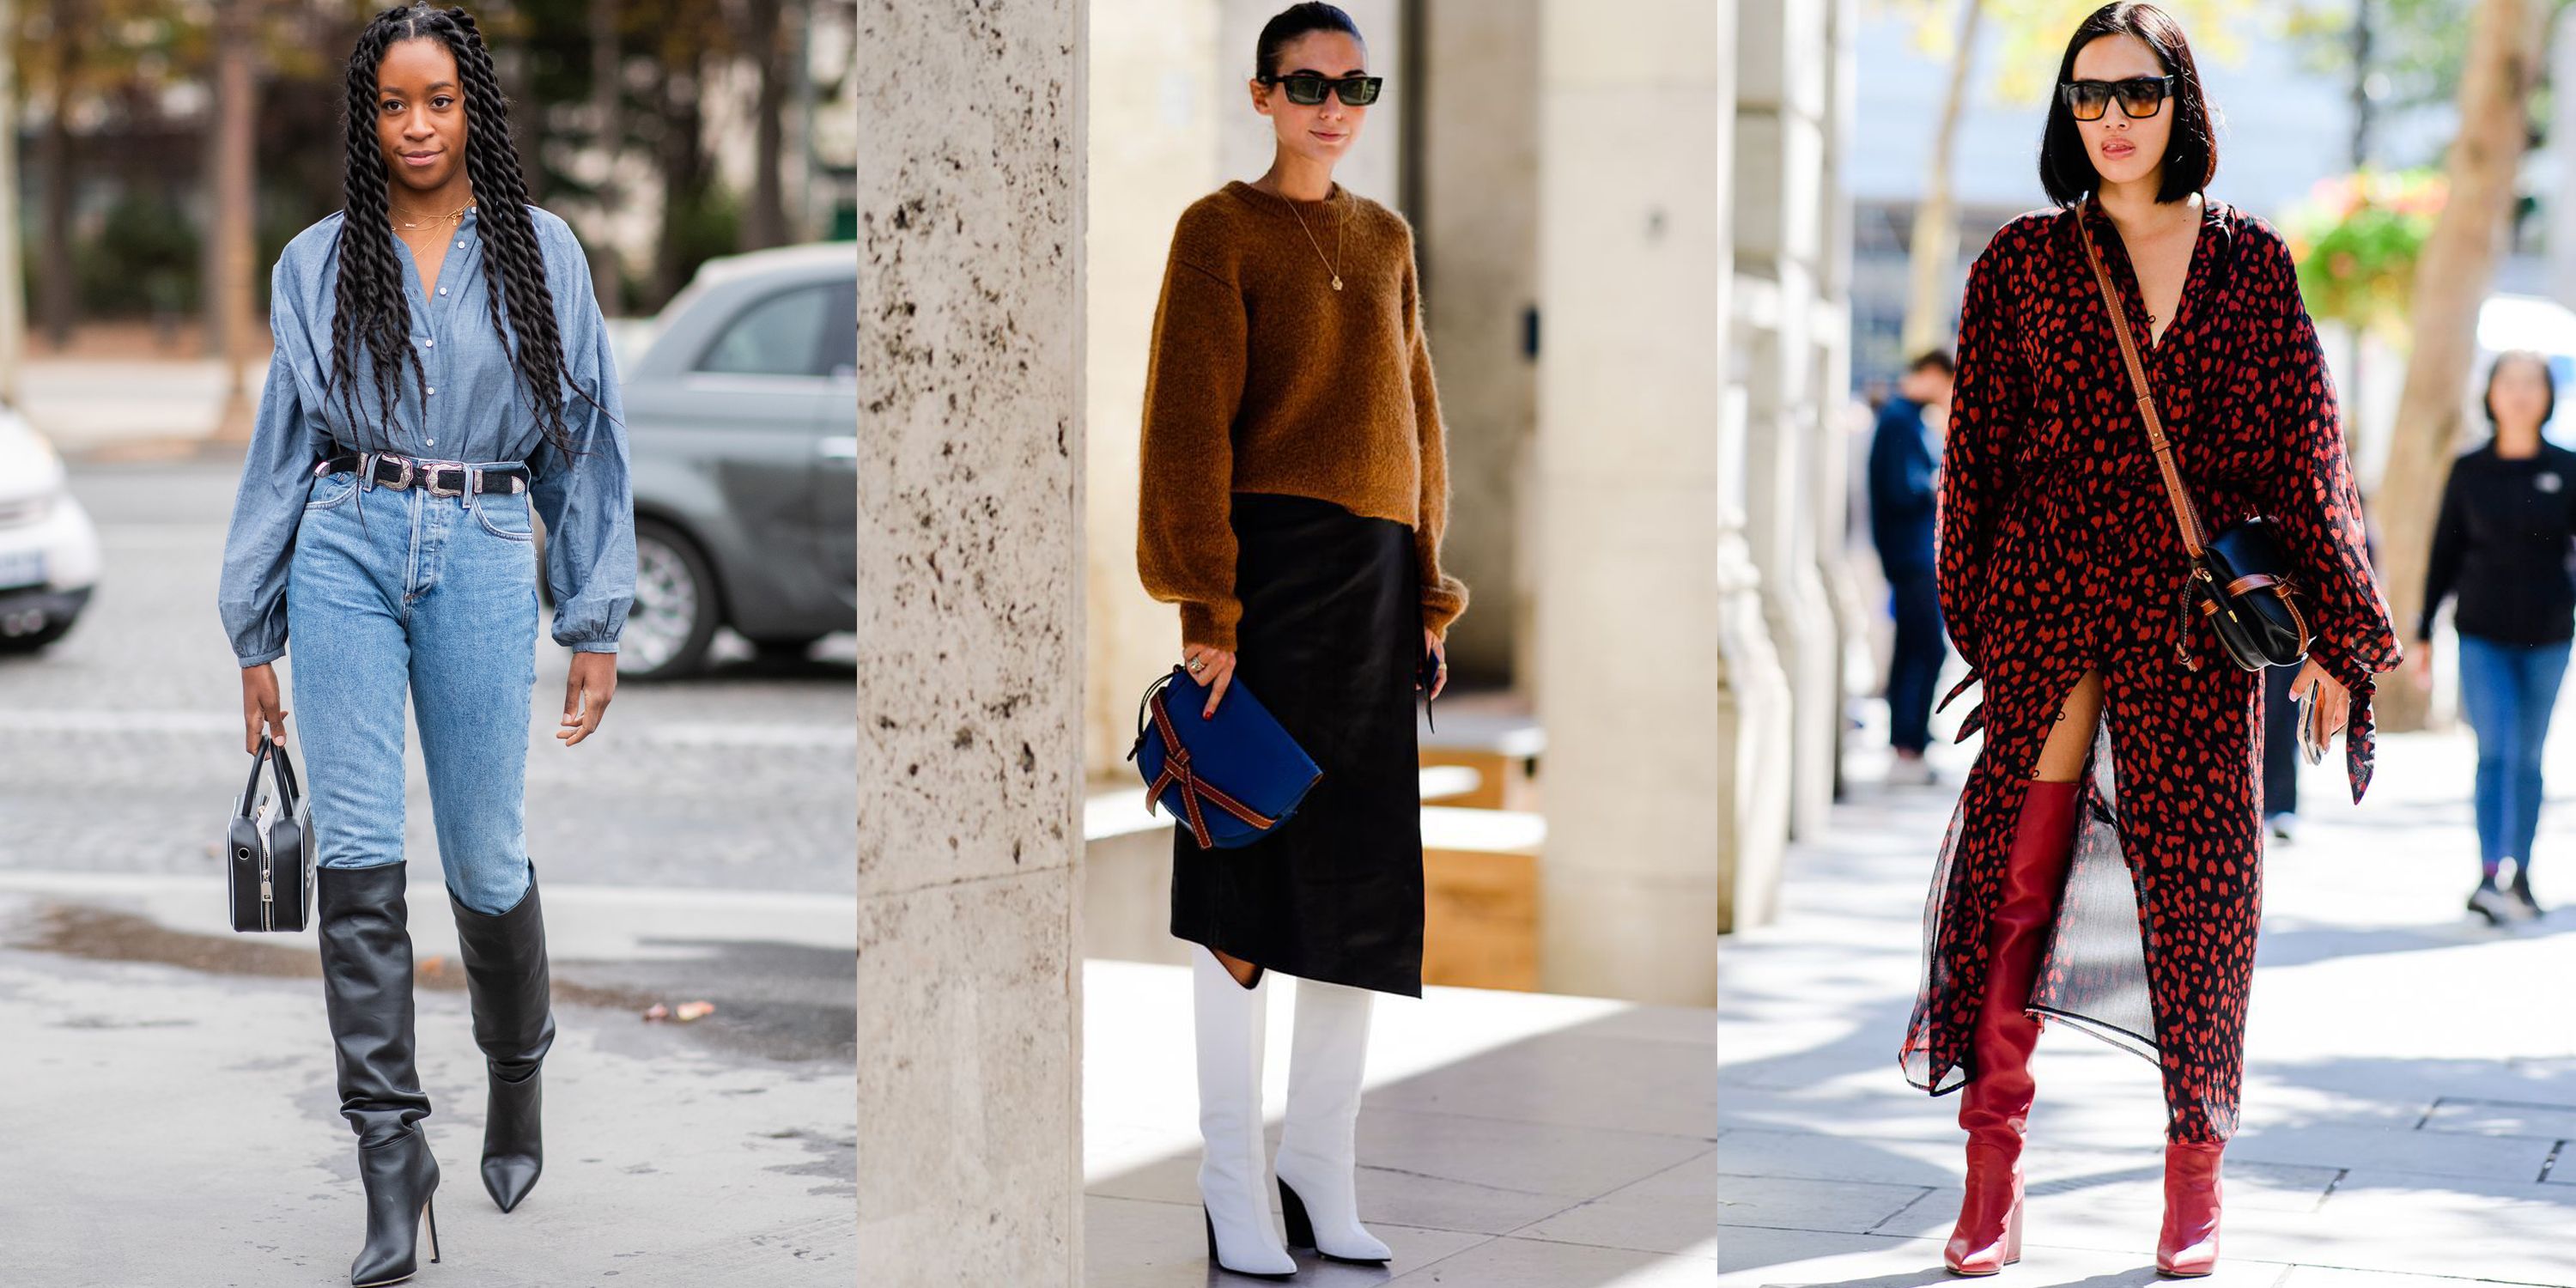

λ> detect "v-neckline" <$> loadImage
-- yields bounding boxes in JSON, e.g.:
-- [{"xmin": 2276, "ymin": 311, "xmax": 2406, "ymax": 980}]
[
  {"xmin": 2080, "ymin": 193, "xmax": 2216, "ymax": 357},
  {"xmin": 391, "ymin": 205, "xmax": 477, "ymax": 307}
]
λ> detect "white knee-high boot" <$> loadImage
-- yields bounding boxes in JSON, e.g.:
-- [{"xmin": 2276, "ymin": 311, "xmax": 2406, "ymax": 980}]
[
  {"xmin": 1191, "ymin": 945, "xmax": 1296, "ymax": 1278},
  {"xmin": 1273, "ymin": 975, "xmax": 1393, "ymax": 1264}
]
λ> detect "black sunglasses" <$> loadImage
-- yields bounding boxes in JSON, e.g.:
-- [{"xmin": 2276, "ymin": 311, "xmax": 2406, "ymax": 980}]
[
  {"xmin": 1260, "ymin": 72, "xmax": 1383, "ymax": 106},
  {"xmin": 2059, "ymin": 75, "xmax": 2176, "ymax": 121}
]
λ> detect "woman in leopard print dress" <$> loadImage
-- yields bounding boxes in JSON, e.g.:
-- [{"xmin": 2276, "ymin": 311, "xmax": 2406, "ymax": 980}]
[{"xmin": 1900, "ymin": 6, "xmax": 2401, "ymax": 1276}]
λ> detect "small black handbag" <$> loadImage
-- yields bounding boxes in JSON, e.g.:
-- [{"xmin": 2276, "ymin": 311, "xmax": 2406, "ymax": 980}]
[
  {"xmin": 2073, "ymin": 197, "xmax": 2312, "ymax": 673},
  {"xmin": 227, "ymin": 735, "xmax": 314, "ymax": 933}
]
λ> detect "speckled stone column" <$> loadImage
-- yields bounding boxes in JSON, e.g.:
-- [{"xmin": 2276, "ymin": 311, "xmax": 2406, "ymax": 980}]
[{"xmin": 854, "ymin": 0, "xmax": 1085, "ymax": 1279}]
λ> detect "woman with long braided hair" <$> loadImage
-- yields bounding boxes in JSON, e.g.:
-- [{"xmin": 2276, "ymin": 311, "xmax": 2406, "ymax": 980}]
[{"xmin": 216, "ymin": 5, "xmax": 632, "ymax": 1283}]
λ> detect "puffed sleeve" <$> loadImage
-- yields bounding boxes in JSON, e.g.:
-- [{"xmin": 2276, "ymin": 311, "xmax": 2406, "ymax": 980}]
[
  {"xmin": 216, "ymin": 254, "xmax": 332, "ymax": 667},
  {"xmin": 1401, "ymin": 237, "xmax": 1469, "ymax": 640},
  {"xmin": 527, "ymin": 219, "xmax": 635, "ymax": 653},
  {"xmin": 1935, "ymin": 236, "xmax": 2030, "ymax": 676},
  {"xmin": 1137, "ymin": 212, "xmax": 1249, "ymax": 652},
  {"xmin": 2244, "ymin": 223, "xmax": 2403, "ymax": 801}
]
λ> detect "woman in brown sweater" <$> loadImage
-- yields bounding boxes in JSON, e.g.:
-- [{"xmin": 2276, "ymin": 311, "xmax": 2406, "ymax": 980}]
[{"xmin": 1135, "ymin": 3, "xmax": 1467, "ymax": 1278}]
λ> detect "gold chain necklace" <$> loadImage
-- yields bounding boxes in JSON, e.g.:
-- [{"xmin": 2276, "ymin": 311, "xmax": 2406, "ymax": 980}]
[
  {"xmin": 1274, "ymin": 189, "xmax": 1346, "ymax": 292},
  {"xmin": 390, "ymin": 199, "xmax": 475, "ymax": 231}
]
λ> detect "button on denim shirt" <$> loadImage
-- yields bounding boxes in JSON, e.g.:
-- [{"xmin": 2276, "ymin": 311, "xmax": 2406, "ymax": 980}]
[{"xmin": 218, "ymin": 204, "xmax": 635, "ymax": 667}]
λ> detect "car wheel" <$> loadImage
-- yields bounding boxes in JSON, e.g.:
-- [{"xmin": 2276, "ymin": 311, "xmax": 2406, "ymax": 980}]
[{"xmin": 620, "ymin": 521, "xmax": 720, "ymax": 680}]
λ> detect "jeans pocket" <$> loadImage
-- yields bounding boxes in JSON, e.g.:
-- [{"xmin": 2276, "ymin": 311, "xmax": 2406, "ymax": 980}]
[
  {"xmin": 304, "ymin": 471, "xmax": 358, "ymax": 511},
  {"xmin": 473, "ymin": 493, "xmax": 536, "ymax": 542}
]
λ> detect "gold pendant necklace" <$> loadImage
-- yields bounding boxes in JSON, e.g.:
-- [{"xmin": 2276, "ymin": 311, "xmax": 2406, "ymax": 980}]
[
  {"xmin": 1279, "ymin": 190, "xmax": 1346, "ymax": 291},
  {"xmin": 390, "ymin": 199, "xmax": 476, "ymax": 231}
]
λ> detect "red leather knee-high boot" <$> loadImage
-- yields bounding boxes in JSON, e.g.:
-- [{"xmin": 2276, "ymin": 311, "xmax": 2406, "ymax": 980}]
[
  {"xmin": 2156, "ymin": 1140, "xmax": 2223, "ymax": 1275},
  {"xmin": 1947, "ymin": 778, "xmax": 2081, "ymax": 1275}
]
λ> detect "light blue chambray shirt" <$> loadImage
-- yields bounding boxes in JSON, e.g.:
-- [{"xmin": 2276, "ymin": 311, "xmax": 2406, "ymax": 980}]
[{"xmin": 217, "ymin": 204, "xmax": 635, "ymax": 667}]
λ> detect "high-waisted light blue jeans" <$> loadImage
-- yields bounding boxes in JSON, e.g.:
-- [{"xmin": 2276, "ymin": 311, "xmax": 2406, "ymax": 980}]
[{"xmin": 287, "ymin": 465, "xmax": 538, "ymax": 916}]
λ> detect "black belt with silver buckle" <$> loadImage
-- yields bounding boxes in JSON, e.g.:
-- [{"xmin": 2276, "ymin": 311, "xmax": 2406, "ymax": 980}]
[{"xmin": 316, "ymin": 452, "xmax": 527, "ymax": 496}]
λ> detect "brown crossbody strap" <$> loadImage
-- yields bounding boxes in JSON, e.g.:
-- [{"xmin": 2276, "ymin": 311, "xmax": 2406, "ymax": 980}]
[{"xmin": 2070, "ymin": 195, "xmax": 2209, "ymax": 558}]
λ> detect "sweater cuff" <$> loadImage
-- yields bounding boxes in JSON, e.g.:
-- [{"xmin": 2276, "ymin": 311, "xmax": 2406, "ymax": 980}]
[{"xmin": 1181, "ymin": 601, "xmax": 1239, "ymax": 653}]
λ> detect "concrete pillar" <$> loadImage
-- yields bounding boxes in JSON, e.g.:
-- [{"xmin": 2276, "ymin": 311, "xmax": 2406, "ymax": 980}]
[
  {"xmin": 1534, "ymin": 0, "xmax": 1788, "ymax": 1003},
  {"xmin": 854, "ymin": 1, "xmax": 1086, "ymax": 1280},
  {"xmin": 1419, "ymin": 0, "xmax": 1541, "ymax": 687},
  {"xmin": 1733, "ymin": 0, "xmax": 1842, "ymax": 849},
  {"xmin": 1084, "ymin": 0, "xmax": 1224, "ymax": 776},
  {"xmin": 1809, "ymin": 0, "xmax": 1868, "ymax": 804}
]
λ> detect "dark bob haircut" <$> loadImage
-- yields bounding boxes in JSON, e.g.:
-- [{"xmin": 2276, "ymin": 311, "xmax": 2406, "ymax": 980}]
[
  {"xmin": 1257, "ymin": 3, "xmax": 1363, "ymax": 79},
  {"xmin": 2038, "ymin": 3, "xmax": 2218, "ymax": 208},
  {"xmin": 2482, "ymin": 349, "xmax": 2558, "ymax": 434}
]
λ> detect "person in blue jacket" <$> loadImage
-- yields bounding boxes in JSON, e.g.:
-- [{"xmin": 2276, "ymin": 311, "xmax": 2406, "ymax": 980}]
[{"xmin": 1871, "ymin": 350, "xmax": 1955, "ymax": 786}]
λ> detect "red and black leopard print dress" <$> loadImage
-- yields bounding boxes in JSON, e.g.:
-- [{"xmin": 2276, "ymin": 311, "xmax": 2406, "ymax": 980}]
[{"xmin": 1899, "ymin": 195, "xmax": 2402, "ymax": 1144}]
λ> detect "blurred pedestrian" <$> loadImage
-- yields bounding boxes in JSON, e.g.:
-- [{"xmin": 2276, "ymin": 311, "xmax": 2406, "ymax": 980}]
[
  {"xmin": 2414, "ymin": 349, "xmax": 2573, "ymax": 926},
  {"xmin": 1905, "ymin": 6, "xmax": 2400, "ymax": 1277},
  {"xmin": 1135, "ymin": 3, "xmax": 1463, "ymax": 1277},
  {"xmin": 1871, "ymin": 349, "xmax": 1955, "ymax": 786},
  {"xmin": 216, "ymin": 6, "xmax": 634, "ymax": 1284}
]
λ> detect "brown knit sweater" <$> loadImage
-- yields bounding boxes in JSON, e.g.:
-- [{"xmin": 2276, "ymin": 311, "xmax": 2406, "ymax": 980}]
[{"xmin": 1136, "ymin": 180, "xmax": 1470, "ymax": 653}]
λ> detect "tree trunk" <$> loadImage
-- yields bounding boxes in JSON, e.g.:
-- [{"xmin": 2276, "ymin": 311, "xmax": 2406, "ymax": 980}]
[
  {"xmin": 2372, "ymin": 0, "xmax": 2543, "ymax": 732},
  {"xmin": 38, "ymin": 0, "xmax": 78, "ymax": 350},
  {"xmin": 210, "ymin": 0, "xmax": 258, "ymax": 440},
  {"xmin": 651, "ymin": 53, "xmax": 706, "ymax": 305},
  {"xmin": 743, "ymin": 0, "xmax": 787, "ymax": 250},
  {"xmin": 1900, "ymin": 0, "xmax": 1980, "ymax": 359},
  {"xmin": 588, "ymin": 0, "xmax": 620, "ymax": 314}
]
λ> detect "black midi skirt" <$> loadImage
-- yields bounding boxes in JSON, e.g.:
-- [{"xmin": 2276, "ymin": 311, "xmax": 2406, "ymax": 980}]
[{"xmin": 1170, "ymin": 490, "xmax": 1426, "ymax": 997}]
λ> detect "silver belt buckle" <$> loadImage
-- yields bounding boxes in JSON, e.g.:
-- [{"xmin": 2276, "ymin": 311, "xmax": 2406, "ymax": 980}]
[
  {"xmin": 425, "ymin": 465, "xmax": 465, "ymax": 498},
  {"xmin": 378, "ymin": 455, "xmax": 416, "ymax": 490}
]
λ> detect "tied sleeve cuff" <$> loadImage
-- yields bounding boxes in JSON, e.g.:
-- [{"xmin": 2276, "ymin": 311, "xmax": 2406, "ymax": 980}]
[{"xmin": 1181, "ymin": 602, "xmax": 1239, "ymax": 653}]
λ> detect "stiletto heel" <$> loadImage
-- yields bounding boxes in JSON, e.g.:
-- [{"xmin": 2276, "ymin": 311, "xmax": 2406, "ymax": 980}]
[
  {"xmin": 424, "ymin": 1197, "xmax": 440, "ymax": 1265},
  {"xmin": 1279, "ymin": 1179, "xmax": 1315, "ymax": 1250}
]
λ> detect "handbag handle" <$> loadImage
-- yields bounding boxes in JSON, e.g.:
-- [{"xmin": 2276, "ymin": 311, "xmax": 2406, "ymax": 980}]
[
  {"xmin": 2070, "ymin": 194, "xmax": 2211, "ymax": 559},
  {"xmin": 238, "ymin": 735, "xmax": 274, "ymax": 819},
  {"xmin": 268, "ymin": 738, "xmax": 303, "ymax": 815}
]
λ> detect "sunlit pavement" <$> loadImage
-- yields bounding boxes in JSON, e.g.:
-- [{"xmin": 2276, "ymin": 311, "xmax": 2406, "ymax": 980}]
[
  {"xmin": 1720, "ymin": 688, "xmax": 2576, "ymax": 1285},
  {"xmin": 1082, "ymin": 959, "xmax": 1718, "ymax": 1285}
]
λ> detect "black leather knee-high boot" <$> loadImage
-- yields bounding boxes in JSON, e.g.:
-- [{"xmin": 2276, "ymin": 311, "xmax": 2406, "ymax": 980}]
[
  {"xmin": 316, "ymin": 864, "xmax": 440, "ymax": 1287},
  {"xmin": 449, "ymin": 867, "xmax": 555, "ymax": 1213}
]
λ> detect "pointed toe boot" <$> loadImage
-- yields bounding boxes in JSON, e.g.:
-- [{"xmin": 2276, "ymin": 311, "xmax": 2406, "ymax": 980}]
[
  {"xmin": 1947, "ymin": 778, "xmax": 2080, "ymax": 1275},
  {"xmin": 317, "ymin": 865, "xmax": 440, "ymax": 1285},
  {"xmin": 449, "ymin": 868, "xmax": 556, "ymax": 1214}
]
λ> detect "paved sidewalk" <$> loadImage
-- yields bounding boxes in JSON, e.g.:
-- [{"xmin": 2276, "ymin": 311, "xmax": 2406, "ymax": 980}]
[
  {"xmin": 1083, "ymin": 959, "xmax": 1718, "ymax": 1285},
  {"xmin": 0, "ymin": 872, "xmax": 856, "ymax": 1286},
  {"xmin": 1720, "ymin": 704, "xmax": 2576, "ymax": 1285}
]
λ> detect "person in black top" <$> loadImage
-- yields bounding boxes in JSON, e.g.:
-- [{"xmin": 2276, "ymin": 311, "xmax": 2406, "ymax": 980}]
[
  {"xmin": 2416, "ymin": 349, "xmax": 2575, "ymax": 923},
  {"xmin": 1869, "ymin": 349, "xmax": 1955, "ymax": 786}
]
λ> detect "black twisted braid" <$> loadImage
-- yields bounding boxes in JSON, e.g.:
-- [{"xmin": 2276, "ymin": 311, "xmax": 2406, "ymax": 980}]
[{"xmin": 329, "ymin": 3, "xmax": 607, "ymax": 459}]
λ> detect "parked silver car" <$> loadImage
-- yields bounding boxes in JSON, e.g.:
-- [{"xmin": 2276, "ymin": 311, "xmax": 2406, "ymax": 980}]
[{"xmin": 613, "ymin": 241, "xmax": 856, "ymax": 678}]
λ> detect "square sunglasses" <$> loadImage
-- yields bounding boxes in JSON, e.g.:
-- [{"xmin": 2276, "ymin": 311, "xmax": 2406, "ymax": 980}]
[
  {"xmin": 1259, "ymin": 72, "xmax": 1383, "ymax": 106},
  {"xmin": 2060, "ymin": 75, "xmax": 2176, "ymax": 121}
]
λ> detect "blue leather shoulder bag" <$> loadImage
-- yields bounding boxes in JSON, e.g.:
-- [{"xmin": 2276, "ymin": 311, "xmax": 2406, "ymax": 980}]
[{"xmin": 1127, "ymin": 665, "xmax": 1323, "ymax": 848}]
